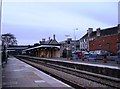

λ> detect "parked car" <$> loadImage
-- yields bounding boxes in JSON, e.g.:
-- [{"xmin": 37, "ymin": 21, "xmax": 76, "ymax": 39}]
[
  {"xmin": 82, "ymin": 51, "xmax": 89, "ymax": 55},
  {"xmin": 89, "ymin": 51, "xmax": 95, "ymax": 55},
  {"xmin": 72, "ymin": 50, "xmax": 83, "ymax": 59},
  {"xmin": 88, "ymin": 51, "xmax": 97, "ymax": 60},
  {"xmin": 88, "ymin": 50, "xmax": 107, "ymax": 60},
  {"xmin": 81, "ymin": 51, "xmax": 89, "ymax": 59},
  {"xmin": 106, "ymin": 51, "xmax": 116, "ymax": 56},
  {"xmin": 93, "ymin": 50, "xmax": 107, "ymax": 56}
]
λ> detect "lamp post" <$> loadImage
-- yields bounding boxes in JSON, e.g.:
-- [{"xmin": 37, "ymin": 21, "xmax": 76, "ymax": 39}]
[
  {"xmin": 65, "ymin": 35, "xmax": 70, "ymax": 59},
  {"xmin": 73, "ymin": 28, "xmax": 78, "ymax": 51}
]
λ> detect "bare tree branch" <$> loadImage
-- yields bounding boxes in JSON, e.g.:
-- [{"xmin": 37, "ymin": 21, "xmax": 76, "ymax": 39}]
[{"xmin": 2, "ymin": 33, "xmax": 17, "ymax": 46}]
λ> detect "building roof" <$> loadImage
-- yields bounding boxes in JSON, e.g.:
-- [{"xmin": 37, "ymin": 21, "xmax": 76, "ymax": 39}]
[
  {"xmin": 90, "ymin": 31, "xmax": 96, "ymax": 37},
  {"xmin": 40, "ymin": 38, "xmax": 59, "ymax": 45},
  {"xmin": 80, "ymin": 25, "xmax": 118, "ymax": 40},
  {"xmin": 40, "ymin": 39, "xmax": 60, "ymax": 46},
  {"xmin": 59, "ymin": 39, "xmax": 79, "ymax": 44},
  {"xmin": 24, "ymin": 35, "xmax": 61, "ymax": 51},
  {"xmin": 80, "ymin": 33, "xmax": 88, "ymax": 39},
  {"xmin": 7, "ymin": 45, "xmax": 29, "ymax": 52},
  {"xmin": 8, "ymin": 45, "xmax": 29, "ymax": 47},
  {"xmin": 23, "ymin": 45, "xmax": 60, "ymax": 51},
  {"xmin": 100, "ymin": 26, "xmax": 118, "ymax": 36},
  {"xmin": 49, "ymin": 39, "xmax": 59, "ymax": 44},
  {"xmin": 45, "ymin": 39, "xmax": 52, "ymax": 44}
]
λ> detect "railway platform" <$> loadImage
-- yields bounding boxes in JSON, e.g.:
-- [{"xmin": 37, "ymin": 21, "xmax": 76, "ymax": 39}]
[{"xmin": 2, "ymin": 56, "xmax": 72, "ymax": 88}]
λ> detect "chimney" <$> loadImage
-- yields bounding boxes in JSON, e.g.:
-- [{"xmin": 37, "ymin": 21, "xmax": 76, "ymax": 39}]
[
  {"xmin": 49, "ymin": 37, "xmax": 51, "ymax": 40},
  {"xmin": 96, "ymin": 28, "xmax": 101, "ymax": 37},
  {"xmin": 53, "ymin": 34, "xmax": 55, "ymax": 40},
  {"xmin": 87, "ymin": 28, "xmax": 93, "ymax": 37},
  {"xmin": 39, "ymin": 41, "xmax": 42, "ymax": 44},
  {"xmin": 42, "ymin": 38, "xmax": 45, "ymax": 42}
]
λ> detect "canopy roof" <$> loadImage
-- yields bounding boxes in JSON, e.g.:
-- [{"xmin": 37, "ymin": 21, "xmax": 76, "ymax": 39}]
[{"xmin": 23, "ymin": 45, "xmax": 60, "ymax": 51}]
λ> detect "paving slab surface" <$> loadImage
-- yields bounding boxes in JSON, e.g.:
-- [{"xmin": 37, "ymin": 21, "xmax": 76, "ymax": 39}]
[{"xmin": 2, "ymin": 57, "xmax": 72, "ymax": 88}]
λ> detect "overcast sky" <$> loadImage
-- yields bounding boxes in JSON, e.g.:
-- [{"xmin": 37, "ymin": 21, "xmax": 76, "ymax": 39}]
[{"xmin": 1, "ymin": 0, "xmax": 119, "ymax": 45}]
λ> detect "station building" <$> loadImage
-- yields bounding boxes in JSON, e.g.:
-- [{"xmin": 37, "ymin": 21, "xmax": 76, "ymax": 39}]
[{"xmin": 22, "ymin": 35, "xmax": 61, "ymax": 58}]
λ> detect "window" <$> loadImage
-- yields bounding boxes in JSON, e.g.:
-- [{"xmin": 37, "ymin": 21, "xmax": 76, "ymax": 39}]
[
  {"xmin": 106, "ymin": 43, "xmax": 110, "ymax": 51},
  {"xmin": 98, "ymin": 44, "xmax": 102, "ymax": 50}
]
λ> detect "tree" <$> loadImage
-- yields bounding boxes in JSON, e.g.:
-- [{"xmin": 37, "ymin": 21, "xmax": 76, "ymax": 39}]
[{"xmin": 2, "ymin": 33, "xmax": 17, "ymax": 46}]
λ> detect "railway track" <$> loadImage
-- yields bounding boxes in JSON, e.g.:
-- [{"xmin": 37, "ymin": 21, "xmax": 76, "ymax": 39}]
[{"xmin": 16, "ymin": 55, "xmax": 120, "ymax": 89}]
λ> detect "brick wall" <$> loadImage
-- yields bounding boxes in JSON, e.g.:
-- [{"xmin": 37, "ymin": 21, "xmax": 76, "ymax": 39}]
[{"xmin": 89, "ymin": 34, "xmax": 120, "ymax": 53}]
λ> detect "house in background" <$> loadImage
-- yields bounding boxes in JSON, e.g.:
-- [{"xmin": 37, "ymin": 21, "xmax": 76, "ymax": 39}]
[
  {"xmin": 59, "ymin": 38, "xmax": 80, "ymax": 57},
  {"xmin": 80, "ymin": 28, "xmax": 95, "ymax": 51},
  {"xmin": 80, "ymin": 24, "xmax": 120, "ymax": 54},
  {"xmin": 89, "ymin": 24, "xmax": 120, "ymax": 54}
]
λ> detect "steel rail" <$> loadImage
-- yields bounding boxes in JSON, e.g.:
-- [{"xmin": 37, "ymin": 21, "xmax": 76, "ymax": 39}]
[{"xmin": 15, "ymin": 56, "xmax": 120, "ymax": 88}]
